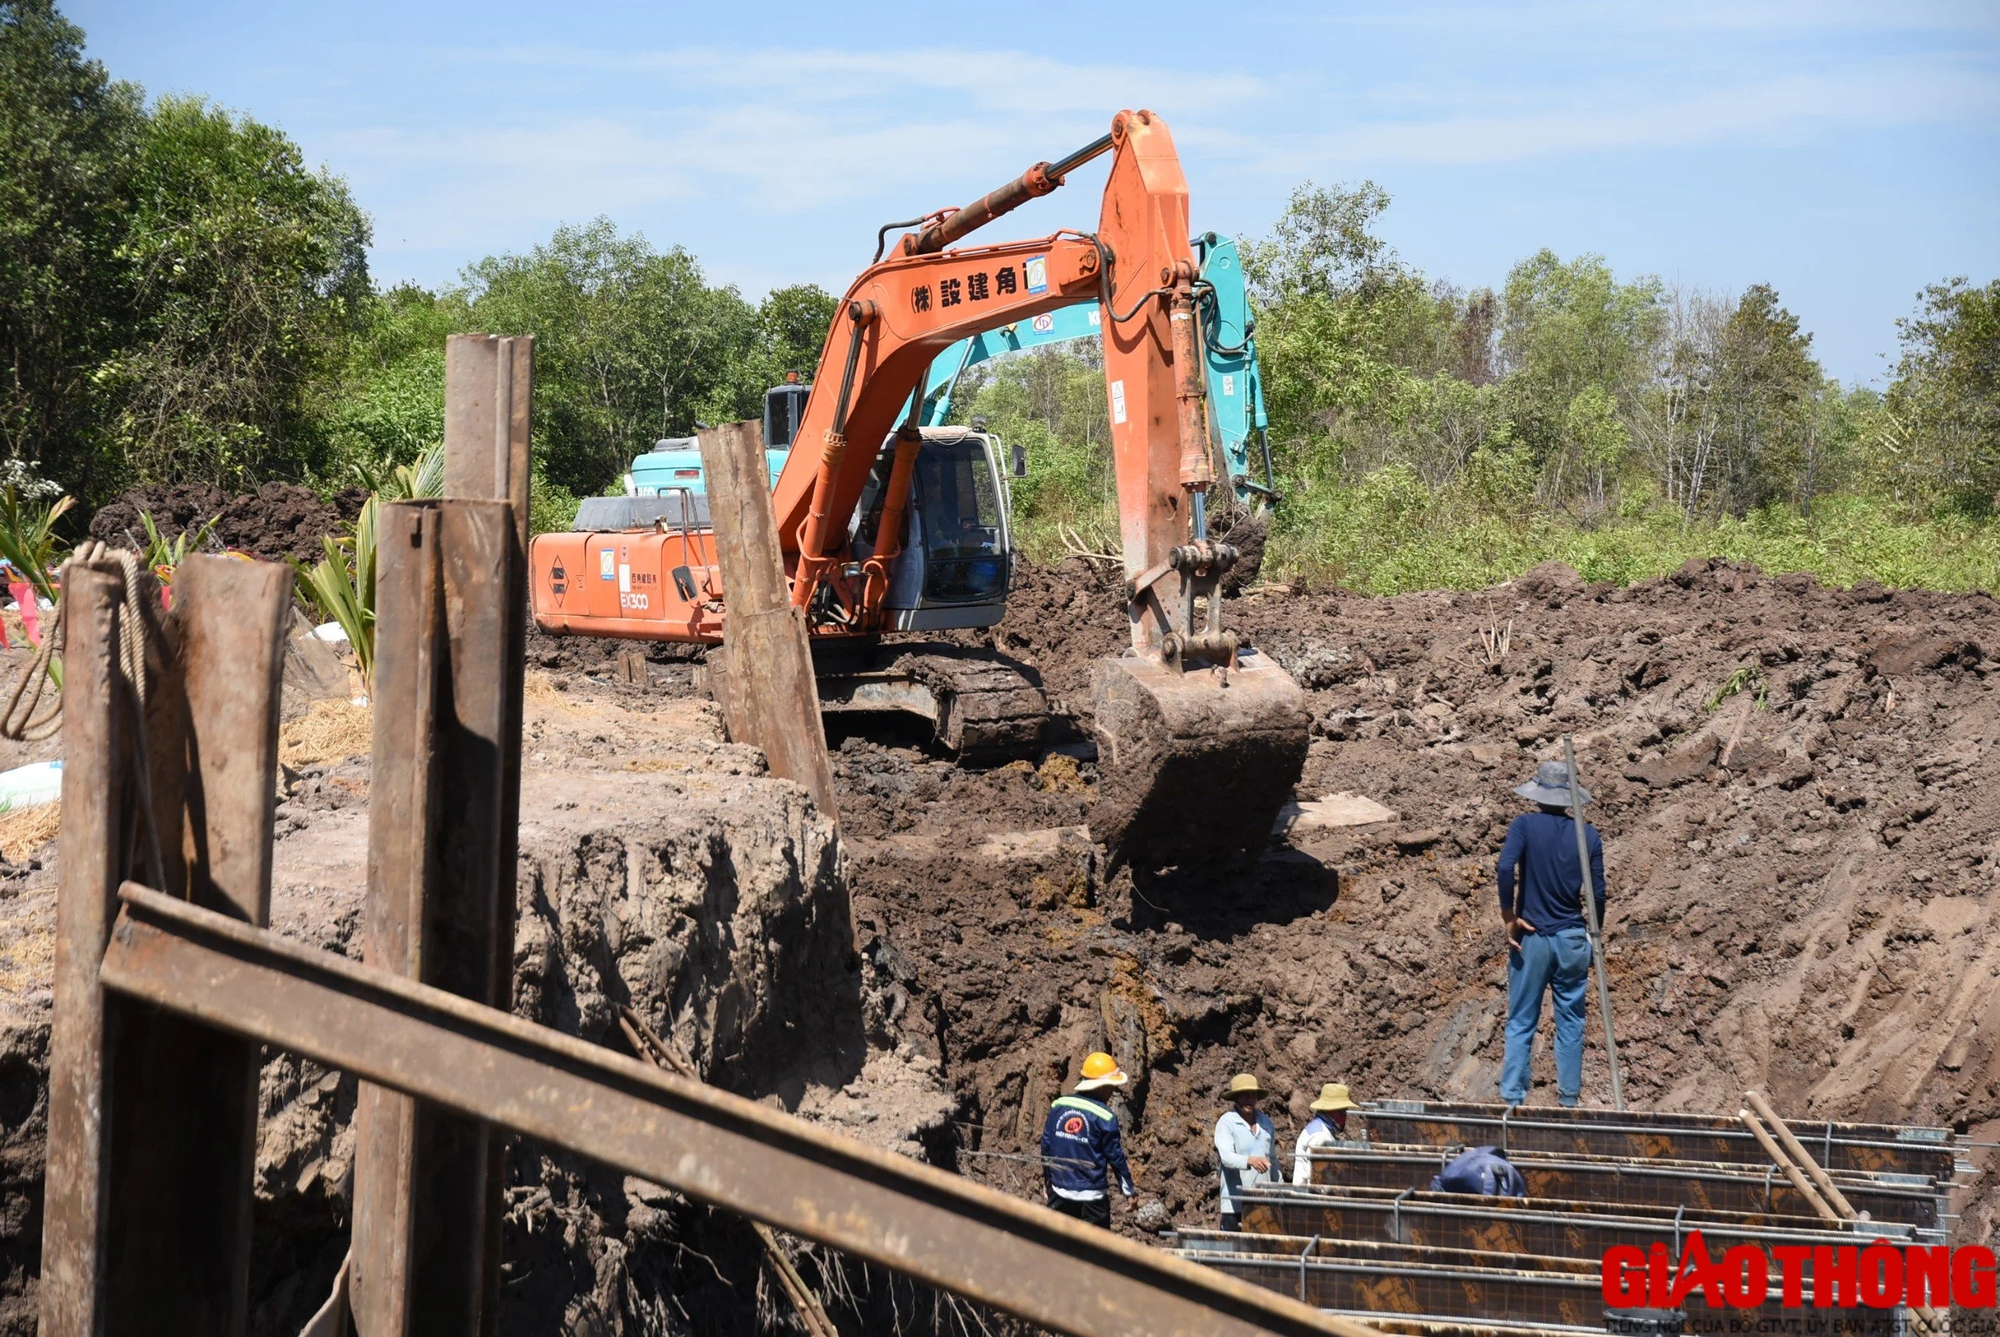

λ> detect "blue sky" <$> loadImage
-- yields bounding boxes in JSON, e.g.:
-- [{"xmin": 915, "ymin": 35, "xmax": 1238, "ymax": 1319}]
[{"xmin": 66, "ymin": 0, "xmax": 2000, "ymax": 385}]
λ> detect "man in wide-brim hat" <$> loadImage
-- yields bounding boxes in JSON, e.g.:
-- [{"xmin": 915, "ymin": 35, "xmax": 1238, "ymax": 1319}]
[
  {"xmin": 1292, "ymin": 1082, "xmax": 1360, "ymax": 1185},
  {"xmin": 1213, "ymin": 1073, "xmax": 1276, "ymax": 1231},
  {"xmin": 1496, "ymin": 760, "xmax": 1608, "ymax": 1108}
]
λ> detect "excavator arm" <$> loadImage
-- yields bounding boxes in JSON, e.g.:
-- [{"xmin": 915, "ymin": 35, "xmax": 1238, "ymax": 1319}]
[
  {"xmin": 773, "ymin": 110, "xmax": 1307, "ymax": 866},
  {"xmin": 777, "ymin": 113, "xmax": 1208, "ymax": 633}
]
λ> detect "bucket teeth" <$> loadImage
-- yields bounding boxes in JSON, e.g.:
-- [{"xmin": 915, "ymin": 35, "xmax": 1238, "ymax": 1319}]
[{"xmin": 1086, "ymin": 648, "xmax": 1309, "ymax": 867}]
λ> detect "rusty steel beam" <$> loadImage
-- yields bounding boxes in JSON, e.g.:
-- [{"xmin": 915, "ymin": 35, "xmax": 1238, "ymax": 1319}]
[
  {"xmin": 1365, "ymin": 1101, "xmax": 1953, "ymax": 1167},
  {"xmin": 1176, "ymin": 1237, "xmax": 1898, "ymax": 1337},
  {"xmin": 42, "ymin": 557, "xmax": 293, "ymax": 1337},
  {"xmin": 1233, "ymin": 1188, "xmax": 1897, "ymax": 1261},
  {"xmin": 98, "ymin": 884, "xmax": 1369, "ymax": 1337},
  {"xmin": 42, "ymin": 562, "xmax": 145, "ymax": 1335},
  {"xmin": 1361, "ymin": 1105, "xmax": 1953, "ymax": 1181},
  {"xmin": 351, "ymin": 498, "xmax": 525, "ymax": 1335},
  {"xmin": 1275, "ymin": 1182, "xmax": 1856, "ymax": 1235},
  {"xmin": 1310, "ymin": 1148, "xmax": 1938, "ymax": 1228},
  {"xmin": 441, "ymin": 330, "xmax": 534, "ymax": 1337}
]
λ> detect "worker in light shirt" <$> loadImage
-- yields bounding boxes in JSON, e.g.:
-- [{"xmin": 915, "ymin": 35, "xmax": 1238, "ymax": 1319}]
[
  {"xmin": 1213, "ymin": 1072, "xmax": 1276, "ymax": 1231},
  {"xmin": 1292, "ymin": 1082, "xmax": 1360, "ymax": 1185}
]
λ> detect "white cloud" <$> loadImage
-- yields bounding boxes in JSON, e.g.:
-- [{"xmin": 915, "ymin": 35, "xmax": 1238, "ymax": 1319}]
[
  {"xmin": 461, "ymin": 44, "xmax": 1267, "ymax": 115},
  {"xmin": 1259, "ymin": 57, "xmax": 2000, "ymax": 169},
  {"xmin": 330, "ymin": 28, "xmax": 1995, "ymax": 289},
  {"xmin": 325, "ymin": 42, "xmax": 1270, "ymax": 257}
]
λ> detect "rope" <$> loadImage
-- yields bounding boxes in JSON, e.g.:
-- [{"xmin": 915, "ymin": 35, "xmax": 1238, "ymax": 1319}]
[
  {"xmin": 0, "ymin": 544, "xmax": 165, "ymax": 887},
  {"xmin": 0, "ymin": 542, "xmax": 154, "ymax": 742}
]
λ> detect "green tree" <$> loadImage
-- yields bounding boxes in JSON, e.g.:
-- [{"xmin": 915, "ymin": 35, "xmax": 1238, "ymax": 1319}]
[
  {"xmin": 1710, "ymin": 284, "xmax": 1821, "ymax": 517},
  {"xmin": 102, "ymin": 95, "xmax": 372, "ymax": 488},
  {"xmin": 1243, "ymin": 180, "xmax": 1392, "ymax": 304},
  {"xmin": 1881, "ymin": 278, "xmax": 2000, "ymax": 512},
  {"xmin": 0, "ymin": 0, "xmax": 142, "ymax": 502},
  {"xmin": 756, "ymin": 283, "xmax": 837, "ymax": 384},
  {"xmin": 321, "ymin": 282, "xmax": 463, "ymax": 472},
  {"xmin": 1497, "ymin": 250, "xmax": 1662, "ymax": 514},
  {"xmin": 962, "ymin": 344, "xmax": 1114, "ymax": 551},
  {"xmin": 462, "ymin": 218, "xmax": 762, "ymax": 495}
]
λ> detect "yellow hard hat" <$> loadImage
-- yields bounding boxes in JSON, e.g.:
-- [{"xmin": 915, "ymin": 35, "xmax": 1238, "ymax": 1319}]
[
  {"xmin": 1077, "ymin": 1052, "xmax": 1128, "ymax": 1090},
  {"xmin": 1224, "ymin": 1073, "xmax": 1266, "ymax": 1099},
  {"xmin": 1310, "ymin": 1083, "xmax": 1358, "ymax": 1112}
]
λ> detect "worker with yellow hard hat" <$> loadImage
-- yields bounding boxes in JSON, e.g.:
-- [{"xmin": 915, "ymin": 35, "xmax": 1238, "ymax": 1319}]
[
  {"xmin": 1040, "ymin": 1051, "xmax": 1136, "ymax": 1227},
  {"xmin": 1292, "ymin": 1082, "xmax": 1360, "ymax": 1185}
]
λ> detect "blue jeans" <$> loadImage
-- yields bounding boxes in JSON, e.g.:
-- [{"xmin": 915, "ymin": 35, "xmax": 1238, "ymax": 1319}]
[{"xmin": 1501, "ymin": 927, "xmax": 1592, "ymax": 1105}]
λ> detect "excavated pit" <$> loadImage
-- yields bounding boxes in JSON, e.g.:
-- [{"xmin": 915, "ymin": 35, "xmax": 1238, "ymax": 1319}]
[{"xmin": 834, "ymin": 554, "xmax": 2000, "ymax": 1256}]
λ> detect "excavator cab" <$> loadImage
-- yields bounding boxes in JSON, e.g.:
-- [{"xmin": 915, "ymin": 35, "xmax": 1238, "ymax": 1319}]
[
  {"xmin": 764, "ymin": 380, "xmax": 810, "ymax": 450},
  {"xmin": 851, "ymin": 427, "xmax": 1013, "ymax": 629}
]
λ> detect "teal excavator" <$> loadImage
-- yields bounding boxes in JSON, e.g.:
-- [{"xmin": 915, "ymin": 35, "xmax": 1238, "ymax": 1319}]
[{"xmin": 624, "ymin": 234, "xmax": 1275, "ymax": 506}]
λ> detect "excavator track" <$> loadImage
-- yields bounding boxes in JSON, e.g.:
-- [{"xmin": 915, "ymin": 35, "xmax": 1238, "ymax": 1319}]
[
  {"xmin": 707, "ymin": 644, "xmax": 1048, "ymax": 760},
  {"xmin": 880, "ymin": 649, "xmax": 1049, "ymax": 756}
]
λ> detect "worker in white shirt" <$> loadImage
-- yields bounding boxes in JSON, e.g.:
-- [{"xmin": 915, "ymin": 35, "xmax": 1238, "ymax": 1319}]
[
  {"xmin": 1213, "ymin": 1073, "xmax": 1277, "ymax": 1231},
  {"xmin": 1292, "ymin": 1082, "xmax": 1360, "ymax": 1185}
]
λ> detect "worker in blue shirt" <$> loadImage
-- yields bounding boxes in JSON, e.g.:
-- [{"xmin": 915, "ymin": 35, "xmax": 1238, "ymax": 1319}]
[
  {"xmin": 1040, "ymin": 1051, "xmax": 1136, "ymax": 1227},
  {"xmin": 1496, "ymin": 761, "xmax": 1608, "ymax": 1108}
]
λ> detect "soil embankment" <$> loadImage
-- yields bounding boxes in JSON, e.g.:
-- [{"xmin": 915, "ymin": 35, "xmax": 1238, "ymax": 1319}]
[{"xmin": 87, "ymin": 482, "xmax": 367, "ymax": 563}]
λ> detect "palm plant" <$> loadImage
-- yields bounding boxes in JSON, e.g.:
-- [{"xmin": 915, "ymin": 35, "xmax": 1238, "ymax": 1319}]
[
  {"xmin": 138, "ymin": 510, "xmax": 219, "ymax": 575},
  {"xmin": 296, "ymin": 500, "xmax": 379, "ymax": 686},
  {"xmin": 293, "ymin": 442, "xmax": 442, "ymax": 689},
  {"xmin": 0, "ymin": 488, "xmax": 75, "ymax": 605}
]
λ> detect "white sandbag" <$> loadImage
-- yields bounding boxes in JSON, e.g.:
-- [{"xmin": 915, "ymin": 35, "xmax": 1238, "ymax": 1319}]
[{"xmin": 0, "ymin": 759, "xmax": 62, "ymax": 814}]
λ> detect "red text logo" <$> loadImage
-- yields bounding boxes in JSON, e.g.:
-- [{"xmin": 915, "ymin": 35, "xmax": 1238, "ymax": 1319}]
[{"xmin": 1604, "ymin": 1233, "xmax": 1996, "ymax": 1310}]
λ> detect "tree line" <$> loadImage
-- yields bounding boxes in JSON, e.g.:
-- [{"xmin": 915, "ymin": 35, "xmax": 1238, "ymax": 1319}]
[
  {"xmin": 959, "ymin": 182, "xmax": 1997, "ymax": 588},
  {"xmin": 1, "ymin": 0, "xmax": 836, "ymax": 522},
  {"xmin": 5, "ymin": 0, "xmax": 1997, "ymax": 591}
]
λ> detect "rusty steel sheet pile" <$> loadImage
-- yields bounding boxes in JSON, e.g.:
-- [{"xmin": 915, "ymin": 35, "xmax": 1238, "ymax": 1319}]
[
  {"xmin": 1170, "ymin": 1232, "xmax": 1900, "ymax": 1337},
  {"xmin": 1175, "ymin": 1098, "xmax": 1959, "ymax": 1335},
  {"xmin": 1360, "ymin": 1101, "xmax": 1957, "ymax": 1181},
  {"xmin": 1230, "ymin": 1186, "xmax": 1913, "ymax": 1258},
  {"xmin": 1303, "ymin": 1146, "xmax": 1941, "ymax": 1229}
]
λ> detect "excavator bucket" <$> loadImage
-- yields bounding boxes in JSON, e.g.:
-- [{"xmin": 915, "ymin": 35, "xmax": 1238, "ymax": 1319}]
[{"xmin": 1087, "ymin": 648, "xmax": 1310, "ymax": 867}]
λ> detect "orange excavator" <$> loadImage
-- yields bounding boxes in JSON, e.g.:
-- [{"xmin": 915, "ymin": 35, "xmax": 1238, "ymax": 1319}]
[{"xmin": 530, "ymin": 110, "xmax": 1307, "ymax": 864}]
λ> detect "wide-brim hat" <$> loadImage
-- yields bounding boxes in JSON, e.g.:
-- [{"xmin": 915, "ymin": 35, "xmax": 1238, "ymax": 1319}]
[
  {"xmin": 1310, "ymin": 1083, "xmax": 1358, "ymax": 1112},
  {"xmin": 1224, "ymin": 1072, "xmax": 1266, "ymax": 1099},
  {"xmin": 1516, "ymin": 759, "xmax": 1588, "ymax": 807},
  {"xmin": 1076, "ymin": 1071, "xmax": 1128, "ymax": 1092}
]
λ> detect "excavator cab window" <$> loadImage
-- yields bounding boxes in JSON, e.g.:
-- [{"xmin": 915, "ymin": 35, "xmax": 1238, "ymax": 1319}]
[
  {"xmin": 849, "ymin": 432, "xmax": 1010, "ymax": 607},
  {"xmin": 763, "ymin": 383, "xmax": 810, "ymax": 450},
  {"xmin": 913, "ymin": 435, "xmax": 1007, "ymax": 604}
]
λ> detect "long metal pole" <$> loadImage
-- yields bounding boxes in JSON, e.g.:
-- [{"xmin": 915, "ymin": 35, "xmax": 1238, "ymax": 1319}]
[
  {"xmin": 100, "ymin": 883, "xmax": 1368, "ymax": 1337},
  {"xmin": 1562, "ymin": 735, "xmax": 1624, "ymax": 1110},
  {"xmin": 1737, "ymin": 1109, "xmax": 1838, "ymax": 1223}
]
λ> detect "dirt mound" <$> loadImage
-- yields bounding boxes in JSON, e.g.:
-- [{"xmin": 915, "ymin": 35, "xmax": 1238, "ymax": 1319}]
[
  {"xmin": 87, "ymin": 482, "xmax": 368, "ymax": 564},
  {"xmin": 836, "ymin": 554, "xmax": 2000, "ymax": 1244}
]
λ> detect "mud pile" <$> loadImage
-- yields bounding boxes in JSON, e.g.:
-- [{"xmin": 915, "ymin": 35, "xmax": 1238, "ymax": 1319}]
[
  {"xmin": 87, "ymin": 481, "xmax": 368, "ymax": 563},
  {"xmin": 841, "ymin": 556, "xmax": 2000, "ymax": 1245},
  {"xmin": 0, "ymin": 682, "xmax": 955, "ymax": 1336}
]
